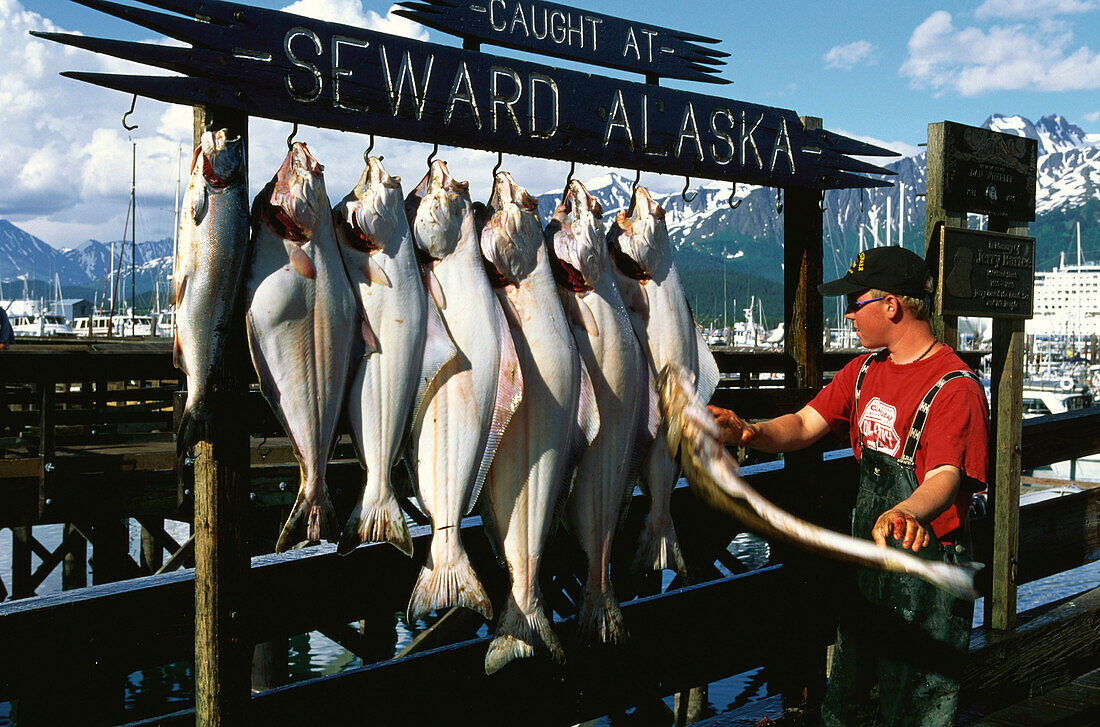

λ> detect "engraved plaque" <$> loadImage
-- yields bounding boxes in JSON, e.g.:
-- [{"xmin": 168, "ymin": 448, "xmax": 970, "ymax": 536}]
[
  {"xmin": 938, "ymin": 227, "xmax": 1034, "ymax": 319},
  {"xmin": 941, "ymin": 121, "xmax": 1038, "ymax": 220}
]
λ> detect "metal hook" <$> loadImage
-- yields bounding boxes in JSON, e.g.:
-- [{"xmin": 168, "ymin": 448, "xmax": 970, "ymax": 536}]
[
  {"xmin": 286, "ymin": 122, "xmax": 298, "ymax": 150},
  {"xmin": 256, "ymin": 435, "xmax": 271, "ymax": 462},
  {"xmin": 632, "ymin": 168, "xmax": 641, "ymax": 194},
  {"xmin": 492, "ymin": 151, "xmax": 503, "ymax": 177},
  {"xmin": 566, "ymin": 160, "xmax": 576, "ymax": 185},
  {"xmin": 728, "ymin": 183, "xmax": 742, "ymax": 209},
  {"xmin": 776, "ymin": 188, "xmax": 784, "ymax": 215},
  {"xmin": 427, "ymin": 142, "xmax": 438, "ymax": 169},
  {"xmin": 682, "ymin": 176, "xmax": 698, "ymax": 204},
  {"xmin": 363, "ymin": 134, "xmax": 375, "ymax": 162},
  {"xmin": 820, "ymin": 190, "xmax": 827, "ymax": 211},
  {"xmin": 122, "ymin": 94, "xmax": 139, "ymax": 131}
]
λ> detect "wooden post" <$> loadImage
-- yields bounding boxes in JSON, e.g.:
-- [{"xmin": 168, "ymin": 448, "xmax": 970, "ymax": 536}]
[
  {"xmin": 62, "ymin": 523, "xmax": 88, "ymax": 590},
  {"xmin": 37, "ymin": 381, "xmax": 56, "ymax": 518},
  {"xmin": 773, "ymin": 115, "xmax": 827, "ymax": 711},
  {"xmin": 925, "ymin": 123, "xmax": 966, "ymax": 349},
  {"xmin": 192, "ymin": 105, "xmax": 252, "ymax": 726},
  {"xmin": 985, "ymin": 216, "xmax": 1028, "ymax": 631},
  {"xmin": 141, "ymin": 519, "xmax": 165, "ymax": 573},
  {"xmin": 11, "ymin": 526, "xmax": 32, "ymax": 599}
]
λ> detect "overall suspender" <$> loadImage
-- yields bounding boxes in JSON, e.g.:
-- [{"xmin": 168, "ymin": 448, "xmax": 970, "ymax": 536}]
[{"xmin": 853, "ymin": 354, "xmax": 981, "ymax": 468}]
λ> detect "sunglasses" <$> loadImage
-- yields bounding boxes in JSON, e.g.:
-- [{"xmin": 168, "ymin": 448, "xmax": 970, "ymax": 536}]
[{"xmin": 845, "ymin": 295, "xmax": 886, "ymax": 314}]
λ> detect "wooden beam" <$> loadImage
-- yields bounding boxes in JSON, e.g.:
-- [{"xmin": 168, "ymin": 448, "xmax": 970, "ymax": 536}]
[
  {"xmin": 925, "ymin": 122, "xmax": 966, "ymax": 348},
  {"xmin": 192, "ymin": 103, "xmax": 252, "ymax": 727}
]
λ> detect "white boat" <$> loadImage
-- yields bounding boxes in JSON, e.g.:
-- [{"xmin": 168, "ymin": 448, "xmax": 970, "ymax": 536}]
[{"xmin": 1, "ymin": 276, "xmax": 81, "ymax": 337}]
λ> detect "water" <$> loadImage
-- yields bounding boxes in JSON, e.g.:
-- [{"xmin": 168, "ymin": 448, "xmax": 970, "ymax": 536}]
[{"xmin": 2, "ymin": 515, "xmax": 1097, "ymax": 724}]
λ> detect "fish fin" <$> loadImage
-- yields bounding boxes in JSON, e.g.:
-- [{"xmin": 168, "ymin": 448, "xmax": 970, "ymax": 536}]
[
  {"xmin": 338, "ymin": 476, "xmax": 413, "ymax": 556},
  {"xmin": 576, "ymin": 585, "xmax": 628, "ymax": 647},
  {"xmin": 575, "ymin": 355, "xmax": 601, "ymax": 451},
  {"xmin": 360, "ymin": 314, "xmax": 379, "ymax": 356},
  {"xmin": 618, "ymin": 278, "xmax": 650, "ymax": 322},
  {"xmin": 484, "ymin": 594, "xmax": 564, "ymax": 675},
  {"xmin": 173, "ymin": 329, "xmax": 188, "ymax": 375},
  {"xmin": 578, "ymin": 297, "xmax": 599, "ymax": 337},
  {"xmin": 406, "ymin": 550, "xmax": 493, "ymax": 622},
  {"xmin": 426, "ymin": 266, "xmax": 446, "ymax": 310},
  {"xmin": 191, "ymin": 185, "xmax": 207, "ymax": 224},
  {"xmin": 289, "ymin": 245, "xmax": 317, "ymax": 279},
  {"xmin": 175, "ymin": 404, "xmax": 212, "ymax": 458},
  {"xmin": 562, "ymin": 291, "xmax": 599, "ymax": 337},
  {"xmin": 467, "ymin": 308, "xmax": 523, "ymax": 515},
  {"xmin": 275, "ymin": 483, "xmax": 339, "ymax": 553},
  {"xmin": 366, "ymin": 254, "xmax": 392, "ymax": 287},
  {"xmin": 411, "ymin": 297, "xmax": 459, "ymax": 431},
  {"xmin": 695, "ymin": 327, "xmax": 720, "ymax": 403},
  {"xmin": 174, "ymin": 273, "xmax": 187, "ymax": 308},
  {"xmin": 497, "ymin": 290, "xmax": 522, "ymax": 329}
]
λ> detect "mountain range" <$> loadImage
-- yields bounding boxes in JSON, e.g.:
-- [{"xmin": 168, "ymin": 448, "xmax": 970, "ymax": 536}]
[{"xmin": 2, "ymin": 113, "xmax": 1097, "ymax": 325}]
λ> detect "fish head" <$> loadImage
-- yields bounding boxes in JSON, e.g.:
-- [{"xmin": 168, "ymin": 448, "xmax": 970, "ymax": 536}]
[
  {"xmin": 609, "ymin": 185, "xmax": 667, "ymax": 278},
  {"xmin": 197, "ymin": 129, "xmax": 245, "ymax": 188},
  {"xmin": 656, "ymin": 363, "xmax": 718, "ymax": 459},
  {"xmin": 341, "ymin": 156, "xmax": 404, "ymax": 252},
  {"xmin": 480, "ymin": 171, "xmax": 542, "ymax": 284},
  {"xmin": 407, "ymin": 160, "xmax": 471, "ymax": 260},
  {"xmin": 267, "ymin": 142, "xmax": 327, "ymax": 241},
  {"xmin": 551, "ymin": 179, "xmax": 606, "ymax": 287}
]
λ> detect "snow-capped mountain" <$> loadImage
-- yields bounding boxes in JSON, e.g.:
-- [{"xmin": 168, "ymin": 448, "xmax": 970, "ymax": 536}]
[
  {"xmin": 0, "ymin": 220, "xmax": 89, "ymax": 287},
  {"xmin": 985, "ymin": 113, "xmax": 1091, "ymax": 156},
  {"xmin": 63, "ymin": 238, "xmax": 174, "ymax": 289}
]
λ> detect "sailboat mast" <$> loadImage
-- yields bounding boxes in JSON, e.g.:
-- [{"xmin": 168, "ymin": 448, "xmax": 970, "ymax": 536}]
[{"xmin": 130, "ymin": 140, "xmax": 136, "ymax": 333}]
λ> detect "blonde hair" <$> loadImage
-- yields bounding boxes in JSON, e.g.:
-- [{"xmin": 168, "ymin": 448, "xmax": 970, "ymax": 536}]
[{"xmin": 868, "ymin": 289, "xmax": 930, "ymax": 320}]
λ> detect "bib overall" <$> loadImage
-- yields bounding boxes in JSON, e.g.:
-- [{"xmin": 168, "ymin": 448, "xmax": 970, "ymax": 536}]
[{"xmin": 821, "ymin": 357, "xmax": 979, "ymax": 727}]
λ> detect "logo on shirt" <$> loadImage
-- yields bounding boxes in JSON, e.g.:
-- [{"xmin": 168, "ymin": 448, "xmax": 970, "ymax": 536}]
[{"xmin": 859, "ymin": 397, "xmax": 901, "ymax": 456}]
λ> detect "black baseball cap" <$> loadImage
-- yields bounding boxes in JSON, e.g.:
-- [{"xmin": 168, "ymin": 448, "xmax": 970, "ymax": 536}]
[{"xmin": 818, "ymin": 246, "xmax": 931, "ymax": 299}]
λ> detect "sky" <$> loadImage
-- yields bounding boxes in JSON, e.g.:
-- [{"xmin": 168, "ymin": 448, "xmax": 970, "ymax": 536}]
[{"xmin": 6, "ymin": 0, "xmax": 1100, "ymax": 249}]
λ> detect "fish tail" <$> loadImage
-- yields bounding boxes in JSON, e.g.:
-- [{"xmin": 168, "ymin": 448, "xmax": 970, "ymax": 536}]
[
  {"xmin": 275, "ymin": 484, "xmax": 338, "ymax": 553},
  {"xmin": 338, "ymin": 484, "xmax": 413, "ymax": 557},
  {"xmin": 918, "ymin": 559, "xmax": 981, "ymax": 601},
  {"xmin": 176, "ymin": 402, "xmax": 213, "ymax": 458},
  {"xmin": 632, "ymin": 513, "xmax": 686, "ymax": 575},
  {"xmin": 484, "ymin": 595, "xmax": 563, "ymax": 675},
  {"xmin": 406, "ymin": 550, "xmax": 493, "ymax": 623},
  {"xmin": 576, "ymin": 586, "xmax": 628, "ymax": 647}
]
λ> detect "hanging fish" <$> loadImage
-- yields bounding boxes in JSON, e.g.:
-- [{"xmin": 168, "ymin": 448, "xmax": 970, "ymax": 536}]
[
  {"xmin": 173, "ymin": 129, "xmax": 250, "ymax": 456},
  {"xmin": 245, "ymin": 142, "xmax": 364, "ymax": 553},
  {"xmin": 549, "ymin": 179, "xmax": 643, "ymax": 646},
  {"xmin": 608, "ymin": 187, "xmax": 719, "ymax": 575},
  {"xmin": 480, "ymin": 172, "xmax": 597, "ymax": 673},
  {"xmin": 334, "ymin": 155, "xmax": 455, "ymax": 557},
  {"xmin": 404, "ymin": 160, "xmax": 522, "ymax": 625},
  {"xmin": 657, "ymin": 363, "xmax": 978, "ymax": 600}
]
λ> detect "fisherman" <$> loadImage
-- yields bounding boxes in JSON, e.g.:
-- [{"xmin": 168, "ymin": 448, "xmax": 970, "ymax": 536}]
[
  {"xmin": 708, "ymin": 246, "xmax": 989, "ymax": 727},
  {"xmin": 0, "ymin": 306, "xmax": 14, "ymax": 350}
]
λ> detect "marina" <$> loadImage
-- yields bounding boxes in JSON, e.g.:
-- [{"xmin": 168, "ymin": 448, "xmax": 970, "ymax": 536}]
[{"xmin": 1, "ymin": 0, "xmax": 1098, "ymax": 725}]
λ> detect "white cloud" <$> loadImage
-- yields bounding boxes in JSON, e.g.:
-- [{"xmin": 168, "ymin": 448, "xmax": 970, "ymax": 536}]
[
  {"xmin": 281, "ymin": 1, "xmax": 428, "ymax": 41},
  {"xmin": 901, "ymin": 10, "xmax": 1100, "ymax": 95},
  {"xmin": 975, "ymin": 0, "xmax": 1098, "ymax": 18},
  {"xmin": 1084, "ymin": 110, "xmax": 1100, "ymax": 122},
  {"xmin": 824, "ymin": 40, "xmax": 877, "ymax": 71}
]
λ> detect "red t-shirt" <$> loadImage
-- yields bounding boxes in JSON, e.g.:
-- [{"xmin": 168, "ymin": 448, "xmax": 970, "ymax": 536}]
[{"xmin": 808, "ymin": 346, "xmax": 989, "ymax": 540}]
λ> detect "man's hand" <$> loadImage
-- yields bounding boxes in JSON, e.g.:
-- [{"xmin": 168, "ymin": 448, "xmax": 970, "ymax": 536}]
[
  {"xmin": 707, "ymin": 405, "xmax": 755, "ymax": 447},
  {"xmin": 872, "ymin": 507, "xmax": 931, "ymax": 553}
]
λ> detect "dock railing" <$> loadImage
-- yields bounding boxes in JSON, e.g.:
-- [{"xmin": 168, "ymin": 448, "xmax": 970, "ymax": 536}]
[{"xmin": 1, "ymin": 344, "xmax": 1097, "ymax": 725}]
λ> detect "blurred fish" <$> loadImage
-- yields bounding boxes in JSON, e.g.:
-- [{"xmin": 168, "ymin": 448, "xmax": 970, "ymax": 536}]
[
  {"xmin": 405, "ymin": 160, "xmax": 521, "ymax": 624},
  {"xmin": 173, "ymin": 129, "xmax": 250, "ymax": 456},
  {"xmin": 245, "ymin": 142, "xmax": 363, "ymax": 553},
  {"xmin": 657, "ymin": 364, "xmax": 979, "ymax": 601},
  {"xmin": 608, "ymin": 187, "xmax": 719, "ymax": 575},
  {"xmin": 334, "ymin": 155, "xmax": 454, "ymax": 557},
  {"xmin": 480, "ymin": 172, "xmax": 596, "ymax": 673},
  {"xmin": 548, "ymin": 179, "xmax": 642, "ymax": 646}
]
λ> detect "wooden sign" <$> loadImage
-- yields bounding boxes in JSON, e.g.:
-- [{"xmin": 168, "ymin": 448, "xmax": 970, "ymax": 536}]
[
  {"xmin": 393, "ymin": 0, "xmax": 730, "ymax": 85},
  {"xmin": 937, "ymin": 227, "xmax": 1034, "ymax": 319},
  {"xmin": 940, "ymin": 121, "xmax": 1038, "ymax": 221},
  {"xmin": 35, "ymin": 0, "xmax": 897, "ymax": 190}
]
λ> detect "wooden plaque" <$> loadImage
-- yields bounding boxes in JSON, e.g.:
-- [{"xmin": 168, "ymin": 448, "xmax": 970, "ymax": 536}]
[{"xmin": 940, "ymin": 121, "xmax": 1038, "ymax": 221}]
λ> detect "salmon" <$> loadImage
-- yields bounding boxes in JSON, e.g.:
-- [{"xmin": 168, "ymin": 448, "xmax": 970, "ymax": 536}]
[{"xmin": 173, "ymin": 129, "xmax": 250, "ymax": 456}]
